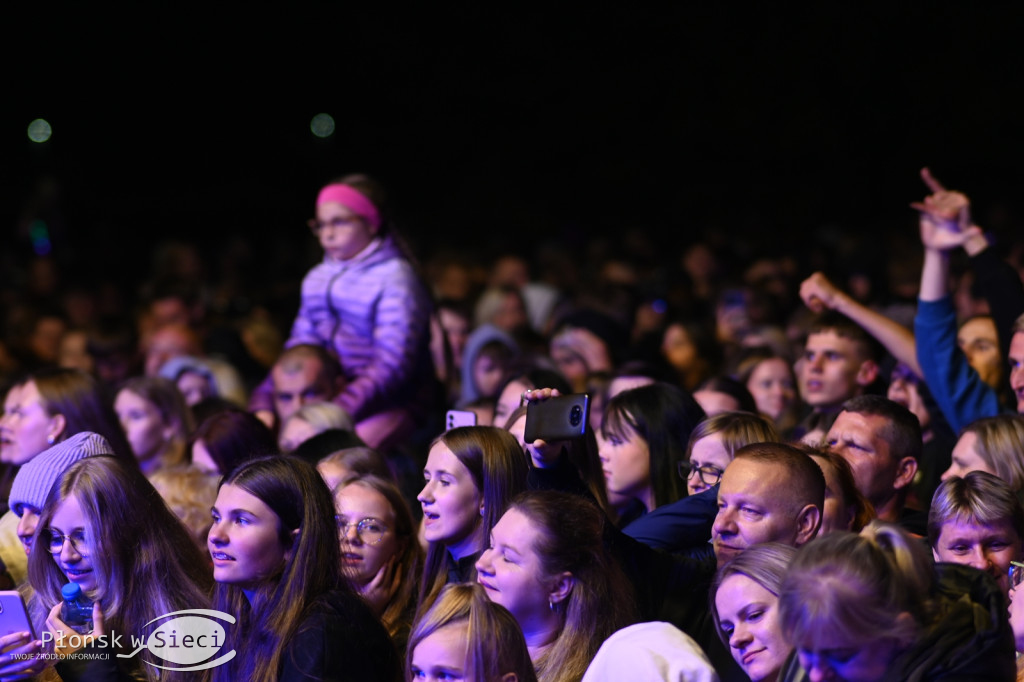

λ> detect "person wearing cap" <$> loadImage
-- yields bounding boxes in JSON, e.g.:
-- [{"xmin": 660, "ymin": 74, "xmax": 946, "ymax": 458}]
[{"xmin": 4, "ymin": 432, "xmax": 112, "ymax": 585}]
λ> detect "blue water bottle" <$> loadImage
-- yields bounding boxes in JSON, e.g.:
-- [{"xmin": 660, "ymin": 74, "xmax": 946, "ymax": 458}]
[{"xmin": 61, "ymin": 582, "xmax": 93, "ymax": 635}]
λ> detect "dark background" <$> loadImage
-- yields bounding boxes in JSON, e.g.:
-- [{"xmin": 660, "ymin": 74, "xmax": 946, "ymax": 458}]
[{"xmin": 3, "ymin": 5, "xmax": 1023, "ymax": 296}]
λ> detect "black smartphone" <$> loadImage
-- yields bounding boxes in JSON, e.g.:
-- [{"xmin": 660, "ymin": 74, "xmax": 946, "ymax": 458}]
[
  {"xmin": 446, "ymin": 409, "xmax": 478, "ymax": 430},
  {"xmin": 524, "ymin": 394, "xmax": 589, "ymax": 442}
]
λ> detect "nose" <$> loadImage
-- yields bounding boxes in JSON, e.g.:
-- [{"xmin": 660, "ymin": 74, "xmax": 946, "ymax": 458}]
[
  {"xmin": 475, "ymin": 547, "xmax": 495, "ymax": 576},
  {"xmin": 16, "ymin": 510, "xmax": 38, "ymax": 542},
  {"xmin": 417, "ymin": 480, "xmax": 435, "ymax": 505},
  {"xmin": 712, "ymin": 507, "xmax": 736, "ymax": 539},
  {"xmin": 970, "ymin": 548, "xmax": 995, "ymax": 574},
  {"xmin": 807, "ymin": 665, "xmax": 830, "ymax": 682},
  {"xmin": 807, "ymin": 353, "xmax": 825, "ymax": 372},
  {"xmin": 59, "ymin": 537, "xmax": 82, "ymax": 564},
  {"xmin": 728, "ymin": 622, "xmax": 752, "ymax": 651},
  {"xmin": 208, "ymin": 519, "xmax": 227, "ymax": 546},
  {"xmin": 342, "ymin": 523, "xmax": 361, "ymax": 545}
]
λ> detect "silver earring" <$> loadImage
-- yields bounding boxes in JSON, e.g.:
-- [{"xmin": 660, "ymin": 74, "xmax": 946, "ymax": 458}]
[
  {"xmin": 47, "ymin": 434, "xmax": 55, "ymax": 445},
  {"xmin": 549, "ymin": 599, "xmax": 555, "ymax": 612}
]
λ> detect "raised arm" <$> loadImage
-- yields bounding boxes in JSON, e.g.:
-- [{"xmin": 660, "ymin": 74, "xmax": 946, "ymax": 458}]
[
  {"xmin": 800, "ymin": 271, "xmax": 922, "ymax": 377},
  {"xmin": 911, "ymin": 168, "xmax": 999, "ymax": 432}
]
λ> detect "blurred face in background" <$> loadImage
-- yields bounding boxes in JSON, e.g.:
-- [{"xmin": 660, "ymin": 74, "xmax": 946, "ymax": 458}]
[{"xmin": 746, "ymin": 358, "xmax": 796, "ymax": 422}]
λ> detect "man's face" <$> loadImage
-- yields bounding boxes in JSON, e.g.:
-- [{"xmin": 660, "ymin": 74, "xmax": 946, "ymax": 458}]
[
  {"xmin": 958, "ymin": 317, "xmax": 1002, "ymax": 389},
  {"xmin": 932, "ymin": 518, "xmax": 1022, "ymax": 592},
  {"xmin": 798, "ymin": 331, "xmax": 873, "ymax": 411},
  {"xmin": 825, "ymin": 411, "xmax": 901, "ymax": 511},
  {"xmin": 143, "ymin": 326, "xmax": 198, "ymax": 376},
  {"xmin": 272, "ymin": 357, "xmax": 334, "ymax": 422},
  {"xmin": 1009, "ymin": 331, "xmax": 1024, "ymax": 414},
  {"xmin": 712, "ymin": 458, "xmax": 809, "ymax": 564}
]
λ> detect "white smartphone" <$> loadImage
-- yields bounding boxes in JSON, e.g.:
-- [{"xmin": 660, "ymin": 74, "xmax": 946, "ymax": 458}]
[{"xmin": 446, "ymin": 409, "xmax": 478, "ymax": 430}]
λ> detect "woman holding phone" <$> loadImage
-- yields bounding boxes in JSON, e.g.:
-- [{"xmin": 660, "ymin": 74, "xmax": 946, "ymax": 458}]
[{"xmin": 23, "ymin": 455, "xmax": 211, "ymax": 681}]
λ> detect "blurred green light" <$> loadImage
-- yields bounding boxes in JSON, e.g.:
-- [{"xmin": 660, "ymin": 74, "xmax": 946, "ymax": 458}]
[
  {"xmin": 311, "ymin": 113, "xmax": 335, "ymax": 139},
  {"xmin": 27, "ymin": 119, "xmax": 52, "ymax": 143}
]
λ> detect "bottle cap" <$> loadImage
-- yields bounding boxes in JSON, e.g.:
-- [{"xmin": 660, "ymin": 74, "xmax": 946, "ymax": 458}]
[{"xmin": 61, "ymin": 582, "xmax": 83, "ymax": 600}]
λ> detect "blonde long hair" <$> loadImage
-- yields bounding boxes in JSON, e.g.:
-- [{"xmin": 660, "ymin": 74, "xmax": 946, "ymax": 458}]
[{"xmin": 407, "ymin": 583, "xmax": 537, "ymax": 682}]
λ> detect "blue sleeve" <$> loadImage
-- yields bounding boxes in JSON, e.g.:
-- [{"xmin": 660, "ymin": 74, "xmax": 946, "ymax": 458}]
[
  {"xmin": 915, "ymin": 297, "xmax": 1001, "ymax": 434},
  {"xmin": 621, "ymin": 486, "xmax": 718, "ymax": 552}
]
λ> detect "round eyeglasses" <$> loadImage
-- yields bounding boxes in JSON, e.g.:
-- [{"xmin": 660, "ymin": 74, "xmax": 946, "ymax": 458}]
[
  {"xmin": 677, "ymin": 461, "xmax": 724, "ymax": 487},
  {"xmin": 308, "ymin": 216, "xmax": 363, "ymax": 234},
  {"xmin": 336, "ymin": 517, "xmax": 389, "ymax": 545},
  {"xmin": 47, "ymin": 529, "xmax": 90, "ymax": 557}
]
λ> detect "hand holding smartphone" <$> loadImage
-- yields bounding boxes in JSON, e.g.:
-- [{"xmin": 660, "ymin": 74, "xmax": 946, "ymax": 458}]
[{"xmin": 524, "ymin": 393, "xmax": 589, "ymax": 443}]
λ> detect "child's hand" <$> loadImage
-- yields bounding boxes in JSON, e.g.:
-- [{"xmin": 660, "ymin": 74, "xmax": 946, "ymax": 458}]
[
  {"xmin": 45, "ymin": 601, "xmax": 106, "ymax": 657},
  {"xmin": 358, "ymin": 557, "xmax": 401, "ymax": 616}
]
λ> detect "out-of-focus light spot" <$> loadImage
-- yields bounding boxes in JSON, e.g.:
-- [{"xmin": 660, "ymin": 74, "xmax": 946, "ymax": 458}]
[
  {"xmin": 30, "ymin": 219, "xmax": 51, "ymax": 255},
  {"xmin": 311, "ymin": 113, "xmax": 335, "ymax": 138},
  {"xmin": 27, "ymin": 119, "xmax": 52, "ymax": 143},
  {"xmin": 651, "ymin": 298, "xmax": 668, "ymax": 314}
]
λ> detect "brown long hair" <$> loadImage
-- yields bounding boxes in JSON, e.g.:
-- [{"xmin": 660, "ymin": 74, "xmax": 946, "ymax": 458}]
[
  {"xmin": 338, "ymin": 474, "xmax": 423, "ymax": 655},
  {"xmin": 417, "ymin": 427, "xmax": 529, "ymax": 614},
  {"xmin": 211, "ymin": 455, "xmax": 345, "ymax": 682},
  {"xmin": 28, "ymin": 367, "xmax": 136, "ymax": 462},
  {"xmin": 117, "ymin": 376, "xmax": 193, "ymax": 470},
  {"xmin": 407, "ymin": 583, "xmax": 538, "ymax": 682},
  {"xmin": 509, "ymin": 491, "xmax": 638, "ymax": 682}
]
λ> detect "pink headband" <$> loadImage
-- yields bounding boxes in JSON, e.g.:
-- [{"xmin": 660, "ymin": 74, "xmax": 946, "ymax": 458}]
[{"xmin": 316, "ymin": 184, "xmax": 381, "ymax": 228}]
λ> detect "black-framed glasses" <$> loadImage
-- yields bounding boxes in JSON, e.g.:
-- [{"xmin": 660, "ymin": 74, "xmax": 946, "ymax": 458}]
[
  {"xmin": 47, "ymin": 529, "xmax": 89, "ymax": 557},
  {"xmin": 336, "ymin": 517, "xmax": 389, "ymax": 545},
  {"xmin": 308, "ymin": 216, "xmax": 363, "ymax": 233},
  {"xmin": 678, "ymin": 461, "xmax": 724, "ymax": 486},
  {"xmin": 1010, "ymin": 561, "xmax": 1024, "ymax": 590}
]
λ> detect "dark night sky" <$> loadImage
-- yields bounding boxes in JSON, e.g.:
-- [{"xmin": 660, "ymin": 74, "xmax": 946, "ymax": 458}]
[{"xmin": 3, "ymin": 5, "xmax": 1024, "ymax": 290}]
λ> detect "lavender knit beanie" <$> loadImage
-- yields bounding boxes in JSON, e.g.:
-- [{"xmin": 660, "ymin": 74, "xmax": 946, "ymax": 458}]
[{"xmin": 8, "ymin": 432, "xmax": 113, "ymax": 516}]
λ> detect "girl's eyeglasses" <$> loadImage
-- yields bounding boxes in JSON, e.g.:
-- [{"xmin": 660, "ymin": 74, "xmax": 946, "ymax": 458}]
[
  {"xmin": 336, "ymin": 517, "xmax": 389, "ymax": 545},
  {"xmin": 47, "ymin": 529, "xmax": 89, "ymax": 557}
]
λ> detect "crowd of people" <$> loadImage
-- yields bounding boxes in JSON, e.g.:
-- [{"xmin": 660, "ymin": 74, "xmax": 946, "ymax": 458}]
[{"xmin": 0, "ymin": 167, "xmax": 1023, "ymax": 680}]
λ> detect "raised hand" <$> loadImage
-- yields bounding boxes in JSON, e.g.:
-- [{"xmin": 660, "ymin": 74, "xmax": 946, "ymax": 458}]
[
  {"xmin": 800, "ymin": 272, "xmax": 846, "ymax": 314},
  {"xmin": 919, "ymin": 213, "xmax": 982, "ymax": 253},
  {"xmin": 910, "ymin": 167, "xmax": 971, "ymax": 230}
]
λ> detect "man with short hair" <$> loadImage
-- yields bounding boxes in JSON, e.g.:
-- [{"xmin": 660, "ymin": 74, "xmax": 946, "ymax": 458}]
[
  {"xmin": 254, "ymin": 343, "xmax": 411, "ymax": 450},
  {"xmin": 635, "ymin": 442, "xmax": 825, "ymax": 682},
  {"xmin": 825, "ymin": 394, "xmax": 922, "ymax": 532},
  {"xmin": 794, "ymin": 311, "xmax": 881, "ymax": 442},
  {"xmin": 268, "ymin": 344, "xmax": 343, "ymax": 424},
  {"xmin": 711, "ymin": 442, "xmax": 825, "ymax": 564},
  {"xmin": 928, "ymin": 470, "xmax": 1024, "ymax": 593}
]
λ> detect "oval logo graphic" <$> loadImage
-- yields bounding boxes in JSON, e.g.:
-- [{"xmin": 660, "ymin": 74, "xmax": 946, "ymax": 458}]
[
  {"xmin": 118, "ymin": 609, "xmax": 236, "ymax": 672},
  {"xmin": 146, "ymin": 616, "xmax": 226, "ymax": 664}
]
